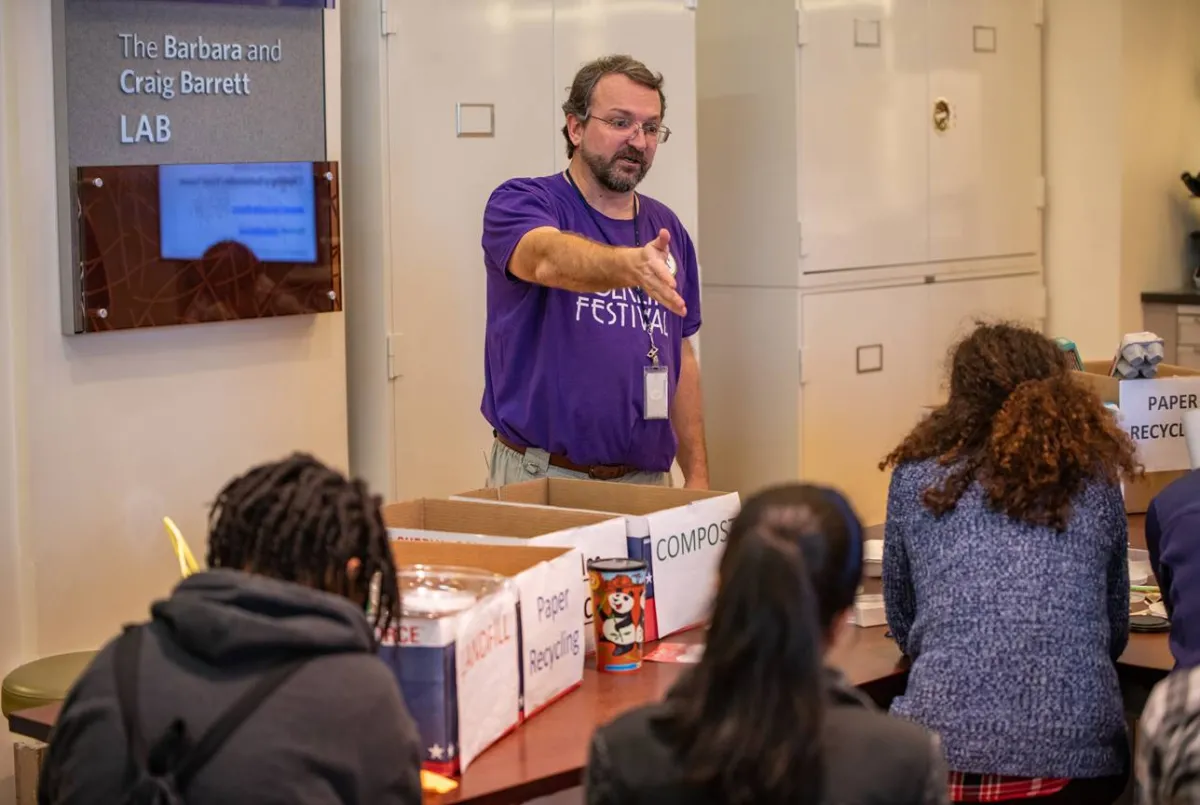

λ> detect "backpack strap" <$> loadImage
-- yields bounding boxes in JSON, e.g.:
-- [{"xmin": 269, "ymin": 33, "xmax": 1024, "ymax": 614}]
[
  {"xmin": 170, "ymin": 655, "xmax": 310, "ymax": 790},
  {"xmin": 113, "ymin": 623, "xmax": 313, "ymax": 795},
  {"xmin": 114, "ymin": 625, "xmax": 150, "ymax": 768}
]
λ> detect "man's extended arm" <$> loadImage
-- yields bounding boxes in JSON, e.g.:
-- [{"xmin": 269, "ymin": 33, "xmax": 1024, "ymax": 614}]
[
  {"xmin": 509, "ymin": 227, "xmax": 685, "ymax": 317},
  {"xmin": 672, "ymin": 337, "xmax": 709, "ymax": 489}
]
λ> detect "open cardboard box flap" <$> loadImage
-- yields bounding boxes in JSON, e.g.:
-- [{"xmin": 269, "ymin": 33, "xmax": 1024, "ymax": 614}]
[
  {"xmin": 1075, "ymin": 359, "xmax": 1200, "ymax": 404},
  {"xmin": 1073, "ymin": 360, "xmax": 1197, "ymax": 512},
  {"xmin": 457, "ymin": 477, "xmax": 729, "ymax": 516},
  {"xmin": 383, "ymin": 497, "xmax": 618, "ymax": 538},
  {"xmin": 391, "ymin": 539, "xmax": 574, "ymax": 576}
]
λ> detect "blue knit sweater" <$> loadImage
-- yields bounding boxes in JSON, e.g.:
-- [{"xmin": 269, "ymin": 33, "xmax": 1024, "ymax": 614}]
[{"xmin": 882, "ymin": 459, "xmax": 1130, "ymax": 779}]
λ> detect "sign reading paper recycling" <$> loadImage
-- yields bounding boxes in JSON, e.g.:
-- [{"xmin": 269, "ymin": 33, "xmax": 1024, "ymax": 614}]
[
  {"xmin": 1112, "ymin": 375, "xmax": 1200, "ymax": 473},
  {"xmin": 61, "ymin": 0, "xmax": 327, "ymax": 167}
]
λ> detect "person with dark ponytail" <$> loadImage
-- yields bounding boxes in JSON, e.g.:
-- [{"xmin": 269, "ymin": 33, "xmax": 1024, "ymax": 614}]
[
  {"xmin": 38, "ymin": 453, "xmax": 423, "ymax": 805},
  {"xmin": 584, "ymin": 483, "xmax": 949, "ymax": 805},
  {"xmin": 881, "ymin": 322, "xmax": 1139, "ymax": 804}
]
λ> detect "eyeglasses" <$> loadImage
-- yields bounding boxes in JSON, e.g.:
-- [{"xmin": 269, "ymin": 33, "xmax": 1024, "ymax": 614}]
[{"xmin": 586, "ymin": 114, "xmax": 671, "ymax": 144}]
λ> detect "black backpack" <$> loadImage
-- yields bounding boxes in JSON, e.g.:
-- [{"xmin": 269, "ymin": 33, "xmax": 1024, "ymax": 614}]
[{"xmin": 113, "ymin": 625, "xmax": 310, "ymax": 805}]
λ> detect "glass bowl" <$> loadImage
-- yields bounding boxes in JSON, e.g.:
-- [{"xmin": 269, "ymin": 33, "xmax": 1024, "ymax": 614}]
[{"xmin": 396, "ymin": 564, "xmax": 510, "ymax": 619}]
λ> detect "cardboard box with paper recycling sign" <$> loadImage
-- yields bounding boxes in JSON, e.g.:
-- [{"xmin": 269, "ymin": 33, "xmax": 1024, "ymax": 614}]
[
  {"xmin": 454, "ymin": 478, "xmax": 742, "ymax": 642},
  {"xmin": 379, "ymin": 538, "xmax": 586, "ymax": 776},
  {"xmin": 383, "ymin": 498, "xmax": 622, "ymax": 686},
  {"xmin": 1075, "ymin": 360, "xmax": 1200, "ymax": 512}
]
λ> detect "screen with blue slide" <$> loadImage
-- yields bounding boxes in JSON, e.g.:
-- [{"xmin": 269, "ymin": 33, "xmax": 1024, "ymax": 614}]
[{"xmin": 159, "ymin": 161, "xmax": 318, "ymax": 263}]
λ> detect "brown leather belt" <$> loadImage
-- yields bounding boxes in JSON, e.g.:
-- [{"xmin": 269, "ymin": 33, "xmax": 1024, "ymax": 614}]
[{"xmin": 494, "ymin": 433, "xmax": 637, "ymax": 481}]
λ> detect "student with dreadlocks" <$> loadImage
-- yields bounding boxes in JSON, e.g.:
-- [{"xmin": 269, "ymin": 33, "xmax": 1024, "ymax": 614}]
[
  {"xmin": 37, "ymin": 453, "xmax": 422, "ymax": 805},
  {"xmin": 881, "ymin": 322, "xmax": 1139, "ymax": 805}
]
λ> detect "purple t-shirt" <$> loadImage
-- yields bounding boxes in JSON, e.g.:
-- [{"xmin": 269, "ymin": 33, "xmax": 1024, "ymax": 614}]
[{"xmin": 480, "ymin": 173, "xmax": 702, "ymax": 472}]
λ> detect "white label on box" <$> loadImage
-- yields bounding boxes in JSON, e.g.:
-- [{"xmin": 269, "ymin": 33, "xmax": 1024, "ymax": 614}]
[
  {"xmin": 516, "ymin": 551, "xmax": 587, "ymax": 714},
  {"xmin": 526, "ymin": 520, "xmax": 628, "ymax": 654},
  {"xmin": 645, "ymin": 494, "xmax": 742, "ymax": 638},
  {"xmin": 454, "ymin": 589, "xmax": 520, "ymax": 772},
  {"xmin": 389, "ymin": 521, "xmax": 628, "ymax": 654},
  {"xmin": 1118, "ymin": 377, "xmax": 1200, "ymax": 472}
]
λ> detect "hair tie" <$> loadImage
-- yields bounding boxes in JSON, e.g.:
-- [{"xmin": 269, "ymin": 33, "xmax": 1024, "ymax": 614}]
[{"xmin": 821, "ymin": 488, "xmax": 862, "ymax": 589}]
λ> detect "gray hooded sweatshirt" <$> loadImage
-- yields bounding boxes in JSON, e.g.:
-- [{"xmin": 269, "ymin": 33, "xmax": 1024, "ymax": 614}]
[{"xmin": 37, "ymin": 569, "xmax": 422, "ymax": 805}]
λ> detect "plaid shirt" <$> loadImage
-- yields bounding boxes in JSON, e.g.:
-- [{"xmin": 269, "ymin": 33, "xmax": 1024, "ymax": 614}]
[
  {"xmin": 1137, "ymin": 663, "xmax": 1200, "ymax": 805},
  {"xmin": 947, "ymin": 771, "xmax": 1070, "ymax": 802}
]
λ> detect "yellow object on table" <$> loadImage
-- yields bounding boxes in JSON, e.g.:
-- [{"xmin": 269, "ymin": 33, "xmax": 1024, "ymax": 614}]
[{"xmin": 421, "ymin": 770, "xmax": 459, "ymax": 794}]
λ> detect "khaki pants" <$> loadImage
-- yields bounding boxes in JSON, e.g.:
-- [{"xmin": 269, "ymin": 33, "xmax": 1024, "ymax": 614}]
[{"xmin": 487, "ymin": 440, "xmax": 670, "ymax": 488}]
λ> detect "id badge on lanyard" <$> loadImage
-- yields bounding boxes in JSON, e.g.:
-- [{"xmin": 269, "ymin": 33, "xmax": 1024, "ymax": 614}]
[{"xmin": 564, "ymin": 169, "xmax": 670, "ymax": 421}]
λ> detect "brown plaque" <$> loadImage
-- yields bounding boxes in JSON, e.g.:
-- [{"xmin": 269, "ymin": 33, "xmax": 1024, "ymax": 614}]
[{"xmin": 71, "ymin": 161, "xmax": 341, "ymax": 333}]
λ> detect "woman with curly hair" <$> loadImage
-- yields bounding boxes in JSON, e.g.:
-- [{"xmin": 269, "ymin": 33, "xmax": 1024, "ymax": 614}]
[{"xmin": 881, "ymin": 321, "xmax": 1139, "ymax": 805}]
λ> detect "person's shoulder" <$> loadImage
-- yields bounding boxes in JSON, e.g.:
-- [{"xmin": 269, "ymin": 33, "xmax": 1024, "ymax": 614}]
[
  {"xmin": 823, "ymin": 707, "xmax": 943, "ymax": 797},
  {"xmin": 488, "ymin": 173, "xmax": 567, "ymax": 204},
  {"xmin": 889, "ymin": 457, "xmax": 939, "ymax": 492},
  {"xmin": 1153, "ymin": 468, "xmax": 1200, "ymax": 518},
  {"xmin": 597, "ymin": 700, "xmax": 671, "ymax": 744},
  {"xmin": 827, "ymin": 701, "xmax": 933, "ymax": 746},
  {"xmin": 591, "ymin": 702, "xmax": 688, "ymax": 796},
  {"xmin": 638, "ymin": 194, "xmax": 696, "ymax": 239}
]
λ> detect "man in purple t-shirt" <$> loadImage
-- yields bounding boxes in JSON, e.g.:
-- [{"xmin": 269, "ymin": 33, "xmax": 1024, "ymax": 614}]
[{"xmin": 480, "ymin": 54, "xmax": 708, "ymax": 489}]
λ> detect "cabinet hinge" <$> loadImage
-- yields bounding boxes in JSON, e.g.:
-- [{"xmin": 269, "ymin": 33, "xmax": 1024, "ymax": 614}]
[
  {"xmin": 798, "ymin": 347, "xmax": 807, "ymax": 385},
  {"xmin": 796, "ymin": 3, "xmax": 808, "ymax": 46},
  {"xmin": 387, "ymin": 333, "xmax": 402, "ymax": 379},
  {"xmin": 797, "ymin": 220, "xmax": 805, "ymax": 257},
  {"xmin": 1034, "ymin": 176, "xmax": 1046, "ymax": 210},
  {"xmin": 1034, "ymin": 0, "xmax": 1044, "ymax": 26},
  {"xmin": 380, "ymin": 0, "xmax": 397, "ymax": 37}
]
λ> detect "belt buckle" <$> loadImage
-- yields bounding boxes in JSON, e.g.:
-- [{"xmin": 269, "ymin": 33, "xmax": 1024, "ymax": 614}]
[{"xmin": 588, "ymin": 465, "xmax": 625, "ymax": 482}]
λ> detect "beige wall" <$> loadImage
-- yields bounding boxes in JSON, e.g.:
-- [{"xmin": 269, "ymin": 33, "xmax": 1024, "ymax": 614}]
[
  {"xmin": 1043, "ymin": 0, "xmax": 1124, "ymax": 360},
  {"xmin": 1045, "ymin": 0, "xmax": 1200, "ymax": 359},
  {"xmin": 0, "ymin": 3, "xmax": 348, "ymax": 797},
  {"xmin": 1119, "ymin": 0, "xmax": 1200, "ymax": 334}
]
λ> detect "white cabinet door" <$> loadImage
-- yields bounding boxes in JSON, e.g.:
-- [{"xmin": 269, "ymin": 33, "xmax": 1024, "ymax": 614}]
[
  {"xmin": 923, "ymin": 272, "xmax": 1047, "ymax": 404},
  {"xmin": 553, "ymin": 0, "xmax": 698, "ymax": 239},
  {"xmin": 798, "ymin": 0, "xmax": 930, "ymax": 274},
  {"xmin": 385, "ymin": 0, "xmax": 555, "ymax": 499},
  {"xmin": 800, "ymin": 282, "xmax": 931, "ymax": 525},
  {"xmin": 927, "ymin": 0, "xmax": 1041, "ymax": 263}
]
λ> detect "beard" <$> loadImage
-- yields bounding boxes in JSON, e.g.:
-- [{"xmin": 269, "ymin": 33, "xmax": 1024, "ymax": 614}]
[{"xmin": 581, "ymin": 144, "xmax": 649, "ymax": 193}]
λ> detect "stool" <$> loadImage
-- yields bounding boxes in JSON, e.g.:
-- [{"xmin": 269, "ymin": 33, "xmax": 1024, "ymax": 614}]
[
  {"xmin": 4, "ymin": 651, "xmax": 97, "ymax": 805},
  {"xmin": 2, "ymin": 651, "xmax": 97, "ymax": 717}
]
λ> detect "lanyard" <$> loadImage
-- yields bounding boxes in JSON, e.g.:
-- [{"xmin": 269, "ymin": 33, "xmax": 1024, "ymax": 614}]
[{"xmin": 562, "ymin": 170, "xmax": 660, "ymax": 367}]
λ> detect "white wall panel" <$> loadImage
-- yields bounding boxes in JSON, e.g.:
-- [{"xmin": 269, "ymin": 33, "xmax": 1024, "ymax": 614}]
[
  {"xmin": 927, "ymin": 0, "xmax": 1041, "ymax": 262},
  {"xmin": 798, "ymin": 0, "xmax": 930, "ymax": 275},
  {"xmin": 386, "ymin": 0, "xmax": 556, "ymax": 499}
]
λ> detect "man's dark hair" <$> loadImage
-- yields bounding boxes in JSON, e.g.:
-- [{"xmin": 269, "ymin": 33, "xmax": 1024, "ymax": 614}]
[
  {"xmin": 206, "ymin": 452, "xmax": 400, "ymax": 645},
  {"xmin": 561, "ymin": 54, "xmax": 666, "ymax": 158}
]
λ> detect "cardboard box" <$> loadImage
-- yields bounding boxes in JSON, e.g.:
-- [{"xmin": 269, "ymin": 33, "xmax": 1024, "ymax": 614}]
[
  {"xmin": 377, "ymin": 576, "xmax": 518, "ymax": 776},
  {"xmin": 383, "ymin": 498, "xmax": 627, "ymax": 654},
  {"xmin": 391, "ymin": 539, "xmax": 586, "ymax": 720},
  {"xmin": 454, "ymin": 478, "xmax": 742, "ymax": 641},
  {"xmin": 1075, "ymin": 360, "xmax": 1198, "ymax": 511}
]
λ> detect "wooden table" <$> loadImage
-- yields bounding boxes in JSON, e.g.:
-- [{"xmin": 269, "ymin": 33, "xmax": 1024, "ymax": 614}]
[
  {"xmin": 7, "ymin": 626, "xmax": 1172, "ymax": 805},
  {"xmin": 8, "ymin": 514, "xmax": 1170, "ymax": 803}
]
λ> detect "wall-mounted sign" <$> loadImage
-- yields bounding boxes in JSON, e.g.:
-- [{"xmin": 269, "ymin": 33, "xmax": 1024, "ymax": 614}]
[
  {"xmin": 63, "ymin": 0, "xmax": 326, "ymax": 165},
  {"xmin": 54, "ymin": 0, "xmax": 337, "ymax": 334},
  {"xmin": 83, "ymin": 0, "xmax": 335, "ymax": 7}
]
